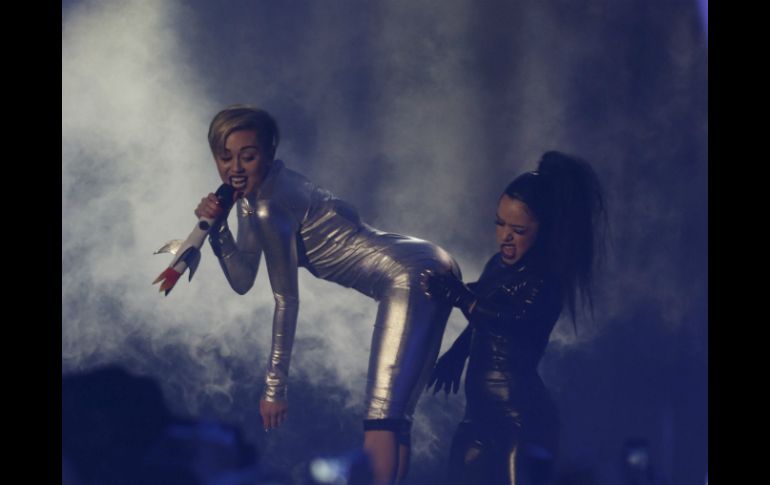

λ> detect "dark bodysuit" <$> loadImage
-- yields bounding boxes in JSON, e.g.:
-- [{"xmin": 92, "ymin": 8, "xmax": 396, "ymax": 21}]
[{"xmin": 449, "ymin": 250, "xmax": 562, "ymax": 485}]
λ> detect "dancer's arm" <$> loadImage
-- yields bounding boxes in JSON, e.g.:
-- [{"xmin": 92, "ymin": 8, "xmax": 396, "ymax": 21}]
[{"xmin": 425, "ymin": 271, "xmax": 559, "ymax": 334}]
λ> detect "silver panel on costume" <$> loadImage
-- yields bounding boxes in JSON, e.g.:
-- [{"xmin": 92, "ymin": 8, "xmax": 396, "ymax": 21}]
[{"xmin": 210, "ymin": 160, "xmax": 459, "ymax": 421}]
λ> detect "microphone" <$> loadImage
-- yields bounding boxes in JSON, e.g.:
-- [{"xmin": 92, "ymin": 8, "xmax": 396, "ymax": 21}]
[{"xmin": 152, "ymin": 184, "xmax": 236, "ymax": 296}]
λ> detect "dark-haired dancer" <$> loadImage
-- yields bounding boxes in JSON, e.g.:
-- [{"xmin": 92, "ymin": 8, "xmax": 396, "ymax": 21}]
[
  {"xmin": 194, "ymin": 106, "xmax": 459, "ymax": 484},
  {"xmin": 422, "ymin": 152, "xmax": 607, "ymax": 485}
]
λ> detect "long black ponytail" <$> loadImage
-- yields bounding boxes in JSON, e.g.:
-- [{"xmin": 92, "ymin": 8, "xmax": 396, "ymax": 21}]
[{"xmin": 503, "ymin": 151, "xmax": 607, "ymax": 328}]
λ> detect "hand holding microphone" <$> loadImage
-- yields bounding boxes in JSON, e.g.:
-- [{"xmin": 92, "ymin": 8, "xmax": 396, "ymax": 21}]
[
  {"xmin": 195, "ymin": 192, "xmax": 227, "ymax": 220},
  {"xmin": 153, "ymin": 184, "xmax": 236, "ymax": 295}
]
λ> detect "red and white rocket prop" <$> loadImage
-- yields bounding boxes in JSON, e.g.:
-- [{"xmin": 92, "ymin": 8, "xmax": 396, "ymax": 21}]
[{"xmin": 152, "ymin": 184, "xmax": 236, "ymax": 296}]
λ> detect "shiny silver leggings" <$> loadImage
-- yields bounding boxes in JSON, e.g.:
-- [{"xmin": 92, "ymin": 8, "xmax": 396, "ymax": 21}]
[{"xmin": 364, "ymin": 280, "xmax": 454, "ymax": 429}]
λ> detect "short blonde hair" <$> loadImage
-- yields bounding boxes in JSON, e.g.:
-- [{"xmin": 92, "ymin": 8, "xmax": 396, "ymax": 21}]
[{"xmin": 207, "ymin": 105, "xmax": 280, "ymax": 159}]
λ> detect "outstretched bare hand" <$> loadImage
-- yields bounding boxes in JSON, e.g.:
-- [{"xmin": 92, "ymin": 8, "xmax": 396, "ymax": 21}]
[{"xmin": 260, "ymin": 399, "xmax": 288, "ymax": 431}]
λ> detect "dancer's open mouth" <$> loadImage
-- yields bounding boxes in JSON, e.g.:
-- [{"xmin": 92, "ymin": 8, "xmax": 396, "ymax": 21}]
[{"xmin": 501, "ymin": 244, "xmax": 516, "ymax": 259}]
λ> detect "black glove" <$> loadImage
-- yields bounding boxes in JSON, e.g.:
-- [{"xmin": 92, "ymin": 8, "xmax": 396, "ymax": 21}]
[
  {"xmin": 426, "ymin": 341, "xmax": 469, "ymax": 395},
  {"xmin": 420, "ymin": 270, "xmax": 477, "ymax": 316}
]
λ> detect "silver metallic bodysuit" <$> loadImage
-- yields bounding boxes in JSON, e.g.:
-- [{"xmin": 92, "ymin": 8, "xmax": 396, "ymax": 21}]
[{"xmin": 210, "ymin": 160, "xmax": 459, "ymax": 421}]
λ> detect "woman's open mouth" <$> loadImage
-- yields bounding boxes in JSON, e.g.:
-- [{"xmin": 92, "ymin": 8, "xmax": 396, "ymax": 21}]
[{"xmin": 230, "ymin": 176, "xmax": 247, "ymax": 189}]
